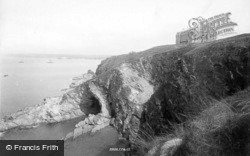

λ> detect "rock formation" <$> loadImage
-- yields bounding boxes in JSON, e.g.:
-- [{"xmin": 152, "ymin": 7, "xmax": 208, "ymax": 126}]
[
  {"xmin": 61, "ymin": 34, "xmax": 250, "ymax": 154},
  {"xmin": 1, "ymin": 34, "xmax": 249, "ymax": 155},
  {"xmin": 0, "ymin": 70, "xmax": 96, "ymax": 132},
  {"xmin": 0, "ymin": 97, "xmax": 84, "ymax": 132}
]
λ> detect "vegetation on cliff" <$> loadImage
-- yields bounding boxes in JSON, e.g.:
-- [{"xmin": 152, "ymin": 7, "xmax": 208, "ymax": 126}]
[
  {"xmin": 61, "ymin": 34, "xmax": 249, "ymax": 155},
  {"xmin": 129, "ymin": 34, "xmax": 250, "ymax": 156},
  {"xmin": 137, "ymin": 88, "xmax": 249, "ymax": 156}
]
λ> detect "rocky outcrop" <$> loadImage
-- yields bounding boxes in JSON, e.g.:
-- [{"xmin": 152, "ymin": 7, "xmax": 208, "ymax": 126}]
[
  {"xmin": 63, "ymin": 113, "xmax": 111, "ymax": 140},
  {"xmin": 61, "ymin": 70, "xmax": 95, "ymax": 92},
  {"xmin": 0, "ymin": 70, "xmax": 96, "ymax": 132},
  {"xmin": 61, "ymin": 34, "xmax": 250, "ymax": 152},
  {"xmin": 0, "ymin": 97, "xmax": 84, "ymax": 132}
]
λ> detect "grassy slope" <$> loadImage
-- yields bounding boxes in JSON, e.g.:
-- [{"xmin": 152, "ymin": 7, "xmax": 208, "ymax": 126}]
[
  {"xmin": 173, "ymin": 88, "xmax": 250, "ymax": 156},
  {"xmin": 134, "ymin": 87, "xmax": 249, "ymax": 155},
  {"xmin": 127, "ymin": 34, "xmax": 250, "ymax": 156}
]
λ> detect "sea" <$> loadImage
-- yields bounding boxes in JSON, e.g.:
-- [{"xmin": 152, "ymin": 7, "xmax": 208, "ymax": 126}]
[{"xmin": 0, "ymin": 54, "xmax": 122, "ymax": 156}]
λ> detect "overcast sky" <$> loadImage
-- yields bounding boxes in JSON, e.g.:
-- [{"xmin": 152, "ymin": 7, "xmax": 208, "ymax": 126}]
[{"xmin": 0, "ymin": 0, "xmax": 250, "ymax": 55}]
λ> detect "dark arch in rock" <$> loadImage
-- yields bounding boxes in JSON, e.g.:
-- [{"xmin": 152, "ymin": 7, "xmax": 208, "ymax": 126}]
[{"xmin": 79, "ymin": 94, "xmax": 101, "ymax": 115}]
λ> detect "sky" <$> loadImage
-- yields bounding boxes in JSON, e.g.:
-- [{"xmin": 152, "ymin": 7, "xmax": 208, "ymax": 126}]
[{"xmin": 0, "ymin": 0, "xmax": 250, "ymax": 55}]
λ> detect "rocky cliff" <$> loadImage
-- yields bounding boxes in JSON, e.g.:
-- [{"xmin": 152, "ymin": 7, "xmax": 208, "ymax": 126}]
[
  {"xmin": 61, "ymin": 34, "xmax": 250, "ymax": 154},
  {"xmin": 1, "ymin": 34, "xmax": 249, "ymax": 155}
]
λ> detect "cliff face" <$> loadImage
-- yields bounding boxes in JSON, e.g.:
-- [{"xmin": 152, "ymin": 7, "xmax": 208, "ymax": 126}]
[{"xmin": 61, "ymin": 34, "xmax": 250, "ymax": 149}]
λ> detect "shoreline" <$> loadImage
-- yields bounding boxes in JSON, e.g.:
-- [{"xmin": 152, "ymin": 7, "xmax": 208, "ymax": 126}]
[
  {"xmin": 0, "ymin": 96, "xmax": 84, "ymax": 133},
  {"xmin": 0, "ymin": 69, "xmax": 108, "ymax": 141}
]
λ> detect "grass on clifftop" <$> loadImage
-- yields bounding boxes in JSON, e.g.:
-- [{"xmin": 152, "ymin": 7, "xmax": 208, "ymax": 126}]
[
  {"xmin": 95, "ymin": 44, "xmax": 178, "ymax": 75},
  {"xmin": 134, "ymin": 88, "xmax": 250, "ymax": 156}
]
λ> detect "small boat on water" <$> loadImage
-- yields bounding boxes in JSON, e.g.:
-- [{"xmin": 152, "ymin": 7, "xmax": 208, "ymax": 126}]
[
  {"xmin": 47, "ymin": 60, "xmax": 54, "ymax": 63},
  {"xmin": 18, "ymin": 60, "xmax": 24, "ymax": 63},
  {"xmin": 4, "ymin": 74, "xmax": 8, "ymax": 77}
]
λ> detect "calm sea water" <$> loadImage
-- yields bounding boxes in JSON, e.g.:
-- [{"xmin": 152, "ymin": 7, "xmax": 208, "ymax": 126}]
[
  {"xmin": 1, "ymin": 56, "xmax": 101, "ymax": 118},
  {"xmin": 0, "ymin": 55, "xmax": 121, "ymax": 156}
]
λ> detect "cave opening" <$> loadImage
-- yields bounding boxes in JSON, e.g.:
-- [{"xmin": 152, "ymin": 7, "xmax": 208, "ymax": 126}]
[{"xmin": 79, "ymin": 95, "xmax": 101, "ymax": 115}]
